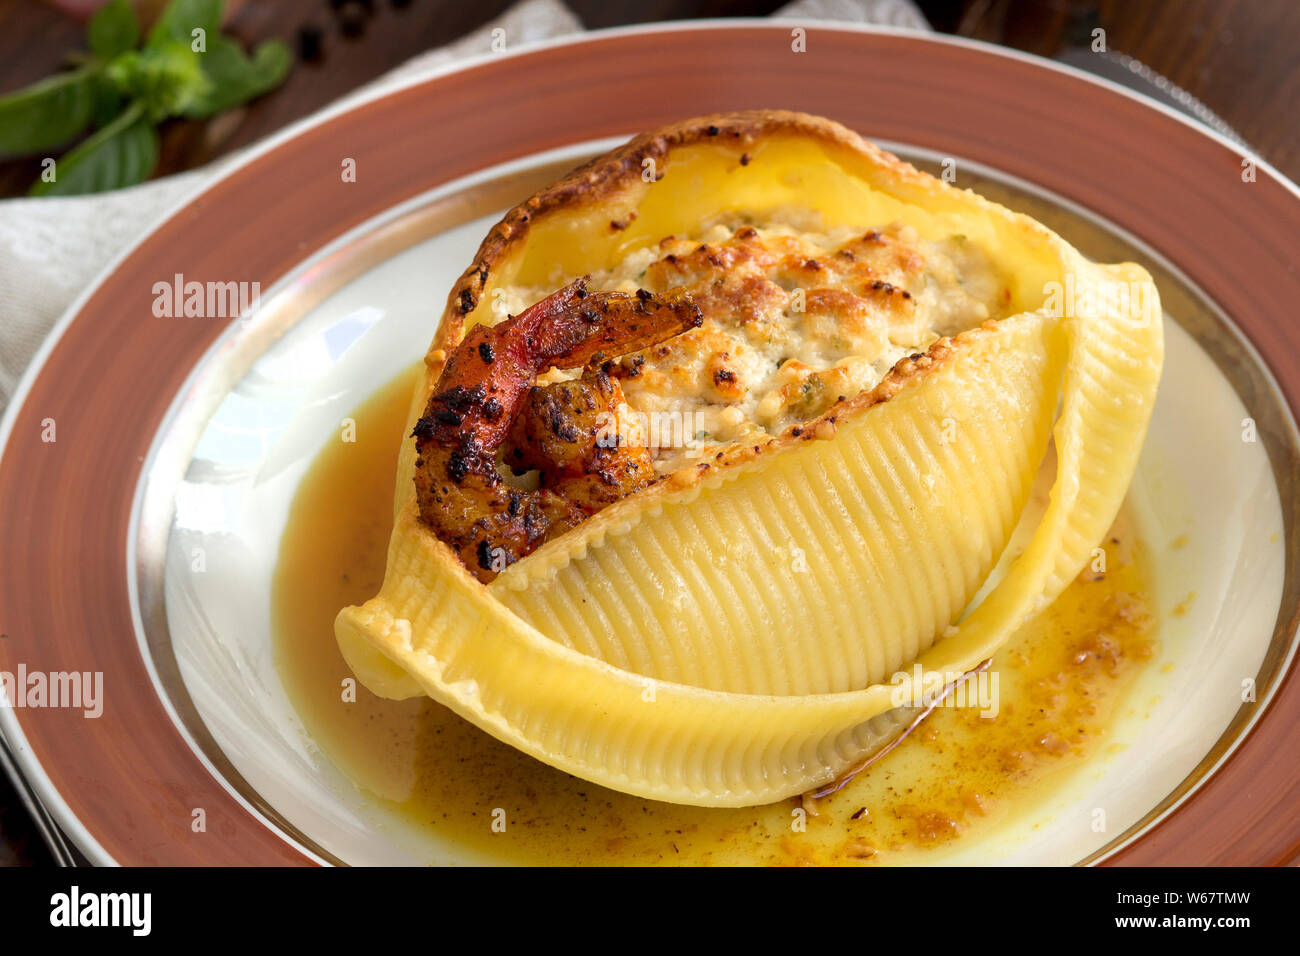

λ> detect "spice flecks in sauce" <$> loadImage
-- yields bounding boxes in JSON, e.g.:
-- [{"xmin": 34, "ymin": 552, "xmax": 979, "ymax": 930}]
[{"xmin": 273, "ymin": 367, "xmax": 1159, "ymax": 865}]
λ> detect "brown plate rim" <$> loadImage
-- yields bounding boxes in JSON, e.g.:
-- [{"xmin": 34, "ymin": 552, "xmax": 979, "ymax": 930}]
[{"xmin": 1, "ymin": 22, "xmax": 1298, "ymax": 866}]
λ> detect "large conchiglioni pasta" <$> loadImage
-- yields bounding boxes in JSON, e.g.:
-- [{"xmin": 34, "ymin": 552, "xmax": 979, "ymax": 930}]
[{"xmin": 335, "ymin": 111, "xmax": 1162, "ymax": 807}]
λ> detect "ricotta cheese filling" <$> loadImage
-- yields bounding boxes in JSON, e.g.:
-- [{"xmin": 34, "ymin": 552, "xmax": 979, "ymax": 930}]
[{"xmin": 500, "ymin": 217, "xmax": 1011, "ymax": 474}]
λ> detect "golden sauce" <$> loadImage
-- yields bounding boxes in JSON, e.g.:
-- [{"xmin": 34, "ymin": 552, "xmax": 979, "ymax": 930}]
[{"xmin": 273, "ymin": 366, "xmax": 1159, "ymax": 865}]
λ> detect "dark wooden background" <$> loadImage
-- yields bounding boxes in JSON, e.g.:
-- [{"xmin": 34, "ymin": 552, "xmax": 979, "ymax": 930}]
[
  {"xmin": 0, "ymin": 0, "xmax": 1296, "ymax": 865},
  {"xmin": 1, "ymin": 0, "xmax": 1297, "ymax": 197}
]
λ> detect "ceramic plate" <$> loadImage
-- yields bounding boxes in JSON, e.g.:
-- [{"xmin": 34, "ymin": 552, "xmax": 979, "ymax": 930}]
[{"xmin": 1, "ymin": 23, "xmax": 1297, "ymax": 866}]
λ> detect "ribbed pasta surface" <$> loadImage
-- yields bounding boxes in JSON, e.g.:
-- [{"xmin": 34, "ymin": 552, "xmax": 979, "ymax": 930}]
[
  {"xmin": 335, "ymin": 119, "xmax": 1163, "ymax": 807},
  {"xmin": 336, "ymin": 259, "xmax": 1160, "ymax": 806},
  {"xmin": 492, "ymin": 313, "xmax": 1063, "ymax": 695}
]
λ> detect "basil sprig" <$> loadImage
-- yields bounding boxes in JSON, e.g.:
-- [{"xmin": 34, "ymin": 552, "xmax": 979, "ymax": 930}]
[{"xmin": 0, "ymin": 0, "xmax": 290, "ymax": 196}]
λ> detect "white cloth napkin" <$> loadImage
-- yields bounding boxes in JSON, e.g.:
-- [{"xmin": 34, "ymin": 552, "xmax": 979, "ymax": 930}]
[{"xmin": 0, "ymin": 0, "xmax": 928, "ymax": 412}]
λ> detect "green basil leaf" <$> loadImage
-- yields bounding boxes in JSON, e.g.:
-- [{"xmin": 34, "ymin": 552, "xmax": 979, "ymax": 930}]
[
  {"xmin": 0, "ymin": 67, "xmax": 98, "ymax": 156},
  {"xmin": 106, "ymin": 43, "xmax": 211, "ymax": 122},
  {"xmin": 29, "ymin": 101, "xmax": 158, "ymax": 196},
  {"xmin": 89, "ymin": 72, "xmax": 126, "ymax": 129},
  {"xmin": 244, "ymin": 38, "xmax": 293, "ymax": 92},
  {"xmin": 88, "ymin": 0, "xmax": 140, "ymax": 60},
  {"xmin": 183, "ymin": 36, "xmax": 291, "ymax": 118},
  {"xmin": 146, "ymin": 0, "xmax": 223, "ymax": 49}
]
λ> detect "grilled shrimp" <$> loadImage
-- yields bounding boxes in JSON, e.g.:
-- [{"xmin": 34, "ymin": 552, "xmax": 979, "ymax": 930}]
[
  {"xmin": 413, "ymin": 277, "xmax": 702, "ymax": 582},
  {"xmin": 505, "ymin": 367, "xmax": 655, "ymax": 512}
]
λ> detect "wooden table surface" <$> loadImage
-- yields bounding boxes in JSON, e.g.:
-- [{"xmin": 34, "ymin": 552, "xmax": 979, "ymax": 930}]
[{"xmin": 0, "ymin": 0, "xmax": 1295, "ymax": 866}]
